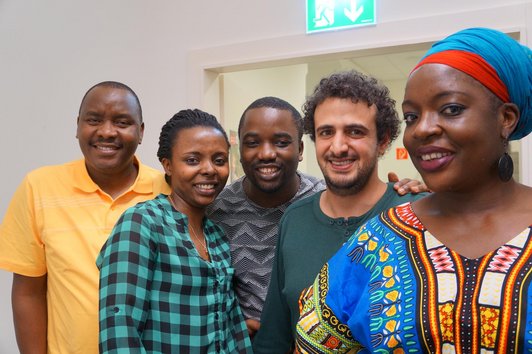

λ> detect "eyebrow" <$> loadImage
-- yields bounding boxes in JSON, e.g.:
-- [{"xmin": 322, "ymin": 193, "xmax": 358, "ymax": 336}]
[
  {"xmin": 181, "ymin": 151, "xmax": 228, "ymax": 156},
  {"xmin": 112, "ymin": 114, "xmax": 134, "ymax": 120},
  {"xmin": 403, "ymin": 90, "xmax": 471, "ymax": 106},
  {"xmin": 344, "ymin": 123, "xmax": 368, "ymax": 131},
  {"xmin": 242, "ymin": 132, "xmax": 259, "ymax": 139},
  {"xmin": 83, "ymin": 110, "xmax": 102, "ymax": 117},
  {"xmin": 273, "ymin": 132, "xmax": 293, "ymax": 139},
  {"xmin": 242, "ymin": 131, "xmax": 293, "ymax": 139},
  {"xmin": 316, "ymin": 123, "xmax": 368, "ymax": 130},
  {"xmin": 82, "ymin": 111, "xmax": 133, "ymax": 118},
  {"xmin": 315, "ymin": 124, "xmax": 333, "ymax": 131}
]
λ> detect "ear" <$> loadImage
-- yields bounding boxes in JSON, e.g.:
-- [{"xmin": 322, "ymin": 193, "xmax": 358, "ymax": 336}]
[
  {"xmin": 298, "ymin": 140, "xmax": 304, "ymax": 162},
  {"xmin": 161, "ymin": 157, "xmax": 172, "ymax": 177},
  {"xmin": 139, "ymin": 122, "xmax": 145, "ymax": 144},
  {"xmin": 377, "ymin": 134, "xmax": 391, "ymax": 157},
  {"xmin": 75, "ymin": 116, "xmax": 80, "ymax": 139},
  {"xmin": 499, "ymin": 103, "xmax": 519, "ymax": 139},
  {"xmin": 239, "ymin": 141, "xmax": 244, "ymax": 164}
]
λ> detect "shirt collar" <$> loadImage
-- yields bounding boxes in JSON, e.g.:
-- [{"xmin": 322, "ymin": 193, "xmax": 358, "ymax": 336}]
[{"xmin": 73, "ymin": 156, "xmax": 154, "ymax": 195}]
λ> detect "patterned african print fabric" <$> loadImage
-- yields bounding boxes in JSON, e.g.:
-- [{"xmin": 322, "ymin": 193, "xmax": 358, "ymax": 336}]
[
  {"xmin": 97, "ymin": 194, "xmax": 252, "ymax": 353},
  {"xmin": 296, "ymin": 202, "xmax": 532, "ymax": 353}
]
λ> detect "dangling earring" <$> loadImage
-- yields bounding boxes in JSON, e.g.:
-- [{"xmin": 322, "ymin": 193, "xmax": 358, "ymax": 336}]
[{"xmin": 497, "ymin": 140, "xmax": 514, "ymax": 182}]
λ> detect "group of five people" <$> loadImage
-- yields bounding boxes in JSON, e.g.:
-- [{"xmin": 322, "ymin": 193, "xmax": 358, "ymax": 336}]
[{"xmin": 0, "ymin": 27, "xmax": 531, "ymax": 353}]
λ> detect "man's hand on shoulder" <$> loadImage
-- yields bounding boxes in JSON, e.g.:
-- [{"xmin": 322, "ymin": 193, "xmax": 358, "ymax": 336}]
[{"xmin": 388, "ymin": 172, "xmax": 430, "ymax": 195}]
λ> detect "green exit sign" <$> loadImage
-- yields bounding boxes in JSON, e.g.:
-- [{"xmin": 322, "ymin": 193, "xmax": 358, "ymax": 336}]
[{"xmin": 307, "ymin": 0, "xmax": 376, "ymax": 33}]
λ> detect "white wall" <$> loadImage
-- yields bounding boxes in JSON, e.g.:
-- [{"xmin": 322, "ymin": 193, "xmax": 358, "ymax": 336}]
[{"xmin": 1, "ymin": 1, "xmax": 531, "ymax": 352}]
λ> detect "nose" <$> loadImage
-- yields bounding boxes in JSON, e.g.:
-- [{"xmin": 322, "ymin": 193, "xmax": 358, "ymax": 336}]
[
  {"xmin": 258, "ymin": 142, "xmax": 276, "ymax": 161},
  {"xmin": 98, "ymin": 120, "xmax": 117, "ymax": 138},
  {"xmin": 409, "ymin": 112, "xmax": 442, "ymax": 141},
  {"xmin": 200, "ymin": 160, "xmax": 216, "ymax": 176},
  {"xmin": 329, "ymin": 132, "xmax": 348, "ymax": 155}
]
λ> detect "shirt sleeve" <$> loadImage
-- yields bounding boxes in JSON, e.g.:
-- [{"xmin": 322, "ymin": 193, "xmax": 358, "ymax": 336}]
[
  {"xmin": 208, "ymin": 220, "xmax": 253, "ymax": 353},
  {"xmin": 253, "ymin": 219, "xmax": 295, "ymax": 353},
  {"xmin": 295, "ymin": 226, "xmax": 375, "ymax": 353},
  {"xmin": 0, "ymin": 175, "xmax": 46, "ymax": 276},
  {"xmin": 97, "ymin": 208, "xmax": 156, "ymax": 354}
]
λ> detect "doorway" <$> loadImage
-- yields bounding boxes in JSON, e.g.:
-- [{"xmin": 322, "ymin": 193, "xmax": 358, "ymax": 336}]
[{"xmin": 188, "ymin": 35, "xmax": 524, "ymax": 184}]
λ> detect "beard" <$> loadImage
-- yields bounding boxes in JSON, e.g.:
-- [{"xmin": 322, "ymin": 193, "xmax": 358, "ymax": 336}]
[
  {"xmin": 247, "ymin": 175, "xmax": 284, "ymax": 194},
  {"xmin": 242, "ymin": 165, "xmax": 287, "ymax": 195},
  {"xmin": 322, "ymin": 157, "xmax": 377, "ymax": 196}
]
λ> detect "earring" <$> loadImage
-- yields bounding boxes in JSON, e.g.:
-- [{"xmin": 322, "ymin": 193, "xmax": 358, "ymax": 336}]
[{"xmin": 497, "ymin": 139, "xmax": 514, "ymax": 182}]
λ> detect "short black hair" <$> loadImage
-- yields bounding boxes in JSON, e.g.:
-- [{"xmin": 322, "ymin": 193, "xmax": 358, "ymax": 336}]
[
  {"xmin": 157, "ymin": 109, "xmax": 229, "ymax": 184},
  {"xmin": 79, "ymin": 81, "xmax": 143, "ymax": 122},
  {"xmin": 238, "ymin": 96, "xmax": 304, "ymax": 142},
  {"xmin": 303, "ymin": 71, "xmax": 400, "ymax": 148}
]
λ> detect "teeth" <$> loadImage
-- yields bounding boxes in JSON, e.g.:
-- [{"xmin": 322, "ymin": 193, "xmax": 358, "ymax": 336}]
[
  {"xmin": 196, "ymin": 184, "xmax": 214, "ymax": 190},
  {"xmin": 421, "ymin": 152, "xmax": 450, "ymax": 161},
  {"xmin": 259, "ymin": 167, "xmax": 278, "ymax": 174},
  {"xmin": 96, "ymin": 146, "xmax": 117, "ymax": 151},
  {"xmin": 331, "ymin": 160, "xmax": 352, "ymax": 166}
]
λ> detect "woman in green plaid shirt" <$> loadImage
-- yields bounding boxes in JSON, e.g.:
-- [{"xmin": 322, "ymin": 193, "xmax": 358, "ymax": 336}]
[{"xmin": 97, "ymin": 109, "xmax": 252, "ymax": 353}]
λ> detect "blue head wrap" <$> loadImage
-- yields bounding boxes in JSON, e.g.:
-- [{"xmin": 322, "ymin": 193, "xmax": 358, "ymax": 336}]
[{"xmin": 421, "ymin": 27, "xmax": 532, "ymax": 140}]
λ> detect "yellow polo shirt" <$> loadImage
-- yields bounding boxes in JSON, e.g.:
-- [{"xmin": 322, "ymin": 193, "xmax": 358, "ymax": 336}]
[{"xmin": 0, "ymin": 158, "xmax": 170, "ymax": 354}]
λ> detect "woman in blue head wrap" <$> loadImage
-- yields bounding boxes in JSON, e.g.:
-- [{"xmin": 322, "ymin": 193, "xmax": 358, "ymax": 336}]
[{"xmin": 294, "ymin": 28, "xmax": 532, "ymax": 353}]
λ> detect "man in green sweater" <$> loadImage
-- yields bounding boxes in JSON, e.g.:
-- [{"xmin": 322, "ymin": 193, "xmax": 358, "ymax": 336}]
[{"xmin": 253, "ymin": 71, "xmax": 427, "ymax": 353}]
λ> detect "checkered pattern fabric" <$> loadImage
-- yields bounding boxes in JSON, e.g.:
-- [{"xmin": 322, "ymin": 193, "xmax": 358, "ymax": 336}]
[{"xmin": 97, "ymin": 194, "xmax": 252, "ymax": 353}]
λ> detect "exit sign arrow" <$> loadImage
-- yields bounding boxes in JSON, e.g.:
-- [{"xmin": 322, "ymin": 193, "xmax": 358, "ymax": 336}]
[{"xmin": 344, "ymin": 0, "xmax": 364, "ymax": 22}]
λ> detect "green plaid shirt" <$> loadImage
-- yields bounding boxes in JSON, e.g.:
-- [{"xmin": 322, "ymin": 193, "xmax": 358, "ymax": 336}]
[{"xmin": 97, "ymin": 194, "xmax": 252, "ymax": 353}]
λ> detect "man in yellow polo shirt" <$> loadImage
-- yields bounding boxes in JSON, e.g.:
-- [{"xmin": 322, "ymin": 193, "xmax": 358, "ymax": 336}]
[{"xmin": 0, "ymin": 81, "xmax": 170, "ymax": 354}]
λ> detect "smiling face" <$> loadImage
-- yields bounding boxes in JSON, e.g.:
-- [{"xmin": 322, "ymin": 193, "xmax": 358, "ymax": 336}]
[
  {"xmin": 76, "ymin": 86, "xmax": 144, "ymax": 179},
  {"xmin": 239, "ymin": 107, "xmax": 303, "ymax": 198},
  {"xmin": 402, "ymin": 63, "xmax": 513, "ymax": 192},
  {"xmin": 314, "ymin": 97, "xmax": 387, "ymax": 196},
  {"xmin": 161, "ymin": 126, "xmax": 229, "ymax": 213}
]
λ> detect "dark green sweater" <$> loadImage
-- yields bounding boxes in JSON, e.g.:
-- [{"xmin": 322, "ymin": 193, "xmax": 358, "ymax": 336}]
[{"xmin": 253, "ymin": 183, "xmax": 426, "ymax": 353}]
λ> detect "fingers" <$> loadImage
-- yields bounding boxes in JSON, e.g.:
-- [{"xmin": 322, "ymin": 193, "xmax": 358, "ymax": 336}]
[
  {"xmin": 393, "ymin": 178, "xmax": 429, "ymax": 195},
  {"xmin": 387, "ymin": 172, "xmax": 399, "ymax": 183},
  {"xmin": 246, "ymin": 319, "xmax": 261, "ymax": 339}
]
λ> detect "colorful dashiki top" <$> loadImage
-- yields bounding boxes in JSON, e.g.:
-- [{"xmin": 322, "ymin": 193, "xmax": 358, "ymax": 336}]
[{"xmin": 296, "ymin": 202, "xmax": 532, "ymax": 353}]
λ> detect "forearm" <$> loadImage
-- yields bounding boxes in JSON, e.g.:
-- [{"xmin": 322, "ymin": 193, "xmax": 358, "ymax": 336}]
[
  {"xmin": 98, "ymin": 217, "xmax": 153, "ymax": 353},
  {"xmin": 12, "ymin": 274, "xmax": 47, "ymax": 354},
  {"xmin": 99, "ymin": 272, "xmax": 148, "ymax": 353}
]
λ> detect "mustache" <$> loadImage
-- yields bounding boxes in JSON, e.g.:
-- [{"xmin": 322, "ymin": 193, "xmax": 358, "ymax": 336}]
[
  {"xmin": 324, "ymin": 151, "xmax": 357, "ymax": 159},
  {"xmin": 94, "ymin": 137, "xmax": 120, "ymax": 144},
  {"xmin": 251, "ymin": 162, "xmax": 281, "ymax": 169}
]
